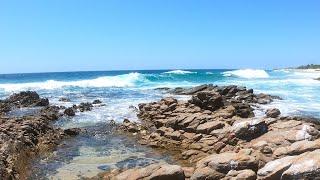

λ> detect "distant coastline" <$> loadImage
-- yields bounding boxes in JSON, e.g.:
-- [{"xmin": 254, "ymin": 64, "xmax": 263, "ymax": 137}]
[
  {"xmin": 296, "ymin": 64, "xmax": 320, "ymax": 69},
  {"xmin": 292, "ymin": 64, "xmax": 320, "ymax": 80}
]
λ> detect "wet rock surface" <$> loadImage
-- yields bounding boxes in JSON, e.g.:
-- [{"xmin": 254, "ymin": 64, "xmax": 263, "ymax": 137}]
[
  {"xmin": 0, "ymin": 91, "xmax": 85, "ymax": 179},
  {"xmin": 98, "ymin": 85, "xmax": 320, "ymax": 180},
  {"xmin": 0, "ymin": 91, "xmax": 49, "ymax": 115},
  {"xmin": 5, "ymin": 91, "xmax": 49, "ymax": 108}
]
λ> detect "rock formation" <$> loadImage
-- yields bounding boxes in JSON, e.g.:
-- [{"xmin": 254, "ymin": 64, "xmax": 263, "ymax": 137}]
[{"xmin": 100, "ymin": 85, "xmax": 320, "ymax": 180}]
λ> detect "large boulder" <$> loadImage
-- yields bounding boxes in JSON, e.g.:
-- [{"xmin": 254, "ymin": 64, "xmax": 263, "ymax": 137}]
[
  {"xmin": 265, "ymin": 108, "xmax": 281, "ymax": 118},
  {"xmin": 189, "ymin": 91, "xmax": 224, "ymax": 111}
]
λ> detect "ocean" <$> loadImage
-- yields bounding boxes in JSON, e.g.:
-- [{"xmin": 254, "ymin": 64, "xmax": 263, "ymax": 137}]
[
  {"xmin": 1, "ymin": 69, "xmax": 320, "ymax": 120},
  {"xmin": 1, "ymin": 69, "xmax": 320, "ymax": 178}
]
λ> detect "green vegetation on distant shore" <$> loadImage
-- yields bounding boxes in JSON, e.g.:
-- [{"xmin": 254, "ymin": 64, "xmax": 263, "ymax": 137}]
[{"xmin": 297, "ymin": 64, "xmax": 320, "ymax": 69}]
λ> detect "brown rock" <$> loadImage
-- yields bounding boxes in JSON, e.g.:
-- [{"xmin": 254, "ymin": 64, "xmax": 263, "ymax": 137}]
[
  {"xmin": 224, "ymin": 169, "xmax": 257, "ymax": 180},
  {"xmin": 149, "ymin": 164, "xmax": 185, "ymax": 180},
  {"xmin": 64, "ymin": 107, "xmax": 75, "ymax": 116},
  {"xmin": 189, "ymin": 91, "xmax": 224, "ymax": 111},
  {"xmin": 196, "ymin": 121, "xmax": 225, "ymax": 134},
  {"xmin": 274, "ymin": 139, "xmax": 320, "ymax": 157},
  {"xmin": 6, "ymin": 91, "xmax": 49, "ymax": 107},
  {"xmin": 196, "ymin": 150, "xmax": 259, "ymax": 174},
  {"xmin": 232, "ymin": 119, "xmax": 268, "ymax": 140},
  {"xmin": 190, "ymin": 167, "xmax": 225, "ymax": 180},
  {"xmin": 265, "ymin": 108, "xmax": 281, "ymax": 118},
  {"xmin": 115, "ymin": 163, "xmax": 185, "ymax": 180},
  {"xmin": 78, "ymin": 102, "xmax": 93, "ymax": 112},
  {"xmin": 257, "ymin": 156, "xmax": 297, "ymax": 180},
  {"xmin": 182, "ymin": 167, "xmax": 195, "ymax": 178},
  {"xmin": 64, "ymin": 128, "xmax": 82, "ymax": 136},
  {"xmin": 281, "ymin": 149, "xmax": 320, "ymax": 179}
]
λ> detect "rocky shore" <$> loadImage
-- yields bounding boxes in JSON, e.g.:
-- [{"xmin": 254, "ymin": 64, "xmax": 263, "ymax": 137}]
[
  {"xmin": 96, "ymin": 85, "xmax": 320, "ymax": 180},
  {"xmin": 2, "ymin": 85, "xmax": 320, "ymax": 179},
  {"xmin": 0, "ymin": 91, "xmax": 99, "ymax": 179}
]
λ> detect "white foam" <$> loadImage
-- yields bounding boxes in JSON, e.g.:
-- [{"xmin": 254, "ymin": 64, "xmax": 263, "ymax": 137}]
[
  {"xmin": 274, "ymin": 69, "xmax": 291, "ymax": 73},
  {"xmin": 223, "ymin": 69, "xmax": 270, "ymax": 79},
  {"xmin": 163, "ymin": 70, "xmax": 196, "ymax": 75},
  {"xmin": 292, "ymin": 71, "xmax": 320, "ymax": 79},
  {"xmin": 0, "ymin": 72, "xmax": 146, "ymax": 92}
]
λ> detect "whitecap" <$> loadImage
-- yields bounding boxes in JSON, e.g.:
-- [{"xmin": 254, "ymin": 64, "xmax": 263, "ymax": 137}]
[
  {"xmin": 222, "ymin": 69, "xmax": 270, "ymax": 79},
  {"xmin": 163, "ymin": 70, "xmax": 196, "ymax": 75}
]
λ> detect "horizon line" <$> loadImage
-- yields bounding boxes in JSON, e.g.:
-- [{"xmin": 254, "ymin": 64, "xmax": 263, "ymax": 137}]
[{"xmin": 0, "ymin": 68, "xmax": 286, "ymax": 76}]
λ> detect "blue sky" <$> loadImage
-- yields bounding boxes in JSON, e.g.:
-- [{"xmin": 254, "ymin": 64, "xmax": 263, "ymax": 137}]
[{"xmin": 0, "ymin": 0, "xmax": 319, "ymax": 73}]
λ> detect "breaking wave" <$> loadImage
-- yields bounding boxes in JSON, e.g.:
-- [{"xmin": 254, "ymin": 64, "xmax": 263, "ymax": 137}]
[
  {"xmin": 223, "ymin": 69, "xmax": 270, "ymax": 79},
  {"xmin": 0, "ymin": 72, "xmax": 146, "ymax": 92}
]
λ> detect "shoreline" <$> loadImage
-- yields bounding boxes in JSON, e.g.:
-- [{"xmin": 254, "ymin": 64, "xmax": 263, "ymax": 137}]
[{"xmin": 1, "ymin": 85, "xmax": 320, "ymax": 179}]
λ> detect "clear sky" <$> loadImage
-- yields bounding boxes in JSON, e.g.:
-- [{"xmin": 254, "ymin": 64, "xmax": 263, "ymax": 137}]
[{"xmin": 0, "ymin": 0, "xmax": 319, "ymax": 73}]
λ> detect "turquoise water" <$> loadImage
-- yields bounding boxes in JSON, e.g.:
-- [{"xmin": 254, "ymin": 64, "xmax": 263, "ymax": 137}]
[{"xmin": 1, "ymin": 69, "xmax": 320, "ymax": 178}]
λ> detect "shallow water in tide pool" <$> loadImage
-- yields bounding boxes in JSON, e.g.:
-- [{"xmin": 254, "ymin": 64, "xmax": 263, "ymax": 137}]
[{"xmin": 28, "ymin": 123, "xmax": 174, "ymax": 179}]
